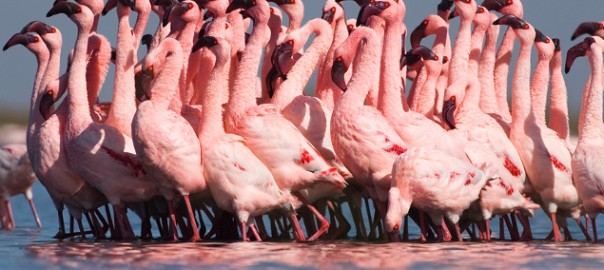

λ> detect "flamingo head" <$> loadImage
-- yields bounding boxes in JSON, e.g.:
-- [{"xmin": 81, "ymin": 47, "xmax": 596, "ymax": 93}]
[
  {"xmin": 48, "ymin": 1, "xmax": 94, "ymax": 30},
  {"xmin": 534, "ymin": 29, "xmax": 555, "ymax": 60},
  {"xmin": 449, "ymin": 0, "xmax": 477, "ymax": 21},
  {"xmin": 493, "ymin": 15, "xmax": 534, "ymax": 45},
  {"xmin": 3, "ymin": 33, "xmax": 42, "ymax": 51},
  {"xmin": 20, "ymin": 21, "xmax": 57, "ymax": 36},
  {"xmin": 335, "ymin": 0, "xmax": 370, "ymax": 7},
  {"xmin": 481, "ymin": 0, "xmax": 522, "ymax": 18},
  {"xmin": 437, "ymin": 0, "xmax": 454, "ymax": 11},
  {"xmin": 131, "ymin": 0, "xmax": 152, "ymax": 14},
  {"xmin": 163, "ymin": 1, "xmax": 199, "ymax": 26},
  {"xmin": 400, "ymin": 46, "xmax": 439, "ymax": 70},
  {"xmin": 331, "ymin": 54, "xmax": 350, "ymax": 91},
  {"xmin": 571, "ymin": 21, "xmax": 604, "ymax": 41},
  {"xmin": 565, "ymin": 37, "xmax": 595, "ymax": 73},
  {"xmin": 203, "ymin": 0, "xmax": 229, "ymax": 19},
  {"xmin": 141, "ymin": 34, "xmax": 153, "ymax": 52},
  {"xmin": 552, "ymin": 38, "xmax": 560, "ymax": 52},
  {"xmin": 385, "ymin": 187, "xmax": 411, "ymax": 235},
  {"xmin": 272, "ymin": 38, "xmax": 297, "ymax": 80},
  {"xmin": 357, "ymin": 0, "xmax": 402, "ymax": 26},
  {"xmin": 321, "ymin": 4, "xmax": 338, "ymax": 25},
  {"xmin": 410, "ymin": 15, "xmax": 447, "ymax": 49},
  {"xmin": 346, "ymin": 18, "xmax": 357, "ymax": 34},
  {"xmin": 75, "ymin": 0, "xmax": 106, "ymax": 16}
]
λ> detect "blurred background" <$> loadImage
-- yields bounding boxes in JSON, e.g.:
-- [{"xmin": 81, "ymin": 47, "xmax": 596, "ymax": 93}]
[{"xmin": 0, "ymin": 0, "xmax": 601, "ymax": 133}]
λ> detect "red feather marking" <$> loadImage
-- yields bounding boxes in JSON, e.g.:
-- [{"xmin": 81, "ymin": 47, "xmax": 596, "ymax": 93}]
[
  {"xmin": 464, "ymin": 179, "xmax": 471, "ymax": 186},
  {"xmin": 503, "ymin": 156, "xmax": 521, "ymax": 177},
  {"xmin": 102, "ymin": 146, "xmax": 145, "ymax": 177},
  {"xmin": 469, "ymin": 172, "xmax": 476, "ymax": 178},
  {"xmin": 498, "ymin": 180, "xmax": 514, "ymax": 196},
  {"xmin": 297, "ymin": 149, "xmax": 314, "ymax": 165},
  {"xmin": 233, "ymin": 162, "xmax": 246, "ymax": 171},
  {"xmin": 386, "ymin": 144, "xmax": 407, "ymax": 155},
  {"xmin": 549, "ymin": 155, "xmax": 569, "ymax": 173}
]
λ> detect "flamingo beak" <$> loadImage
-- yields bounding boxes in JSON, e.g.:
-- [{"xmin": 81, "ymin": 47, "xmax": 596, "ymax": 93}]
[
  {"xmin": 226, "ymin": 0, "xmax": 254, "ymax": 13},
  {"xmin": 492, "ymin": 14, "xmax": 528, "ymax": 30},
  {"xmin": 265, "ymin": 66, "xmax": 280, "ymax": 99},
  {"xmin": 141, "ymin": 34, "xmax": 153, "ymax": 52},
  {"xmin": 20, "ymin": 21, "xmax": 54, "ymax": 35},
  {"xmin": 102, "ymin": 0, "xmax": 118, "ymax": 15},
  {"xmin": 192, "ymin": 36, "xmax": 218, "ymax": 52},
  {"xmin": 410, "ymin": 22, "xmax": 427, "ymax": 49},
  {"xmin": 162, "ymin": 4, "xmax": 175, "ymax": 26},
  {"xmin": 553, "ymin": 38, "xmax": 560, "ymax": 52},
  {"xmin": 571, "ymin": 22, "xmax": 602, "ymax": 41},
  {"xmin": 442, "ymin": 97, "xmax": 457, "ymax": 129},
  {"xmin": 534, "ymin": 29, "xmax": 549, "ymax": 43},
  {"xmin": 437, "ymin": 0, "xmax": 454, "ymax": 11},
  {"xmin": 565, "ymin": 38, "xmax": 590, "ymax": 74},
  {"xmin": 448, "ymin": 8, "xmax": 459, "ymax": 20},
  {"xmin": 321, "ymin": 9, "xmax": 335, "ymax": 24},
  {"xmin": 47, "ymin": 1, "xmax": 81, "ymax": 17},
  {"xmin": 331, "ymin": 58, "xmax": 348, "ymax": 91},
  {"xmin": 273, "ymin": 42, "xmax": 294, "ymax": 80},
  {"xmin": 3, "ymin": 33, "xmax": 36, "ymax": 51},
  {"xmin": 480, "ymin": 0, "xmax": 507, "ymax": 12},
  {"xmin": 39, "ymin": 90, "xmax": 55, "ymax": 121}
]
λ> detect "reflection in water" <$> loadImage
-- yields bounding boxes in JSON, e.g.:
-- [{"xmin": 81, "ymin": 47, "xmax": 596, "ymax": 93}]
[{"xmin": 25, "ymin": 240, "xmax": 604, "ymax": 269}]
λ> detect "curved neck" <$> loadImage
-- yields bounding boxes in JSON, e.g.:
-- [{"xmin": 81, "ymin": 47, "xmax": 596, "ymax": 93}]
[
  {"xmin": 416, "ymin": 27, "xmax": 446, "ymax": 116},
  {"xmin": 92, "ymin": 14, "xmax": 100, "ymax": 33},
  {"xmin": 316, "ymin": 16, "xmax": 347, "ymax": 109},
  {"xmin": 272, "ymin": 20, "xmax": 334, "ymax": 109},
  {"xmin": 43, "ymin": 42, "xmax": 61, "ymax": 91},
  {"xmin": 478, "ymin": 23, "xmax": 499, "ymax": 114},
  {"xmin": 469, "ymin": 24, "xmax": 488, "ymax": 76},
  {"xmin": 201, "ymin": 52, "xmax": 230, "ymax": 137},
  {"xmin": 260, "ymin": 14, "xmax": 284, "ymax": 104},
  {"xmin": 27, "ymin": 49, "xmax": 50, "ymax": 144},
  {"xmin": 548, "ymin": 51, "xmax": 569, "ymax": 140},
  {"xmin": 106, "ymin": 10, "xmax": 137, "ymax": 136},
  {"xmin": 227, "ymin": 20, "xmax": 270, "ymax": 122},
  {"xmin": 448, "ymin": 19, "xmax": 473, "ymax": 86},
  {"xmin": 510, "ymin": 40, "xmax": 533, "ymax": 129},
  {"xmin": 579, "ymin": 48, "xmax": 604, "ymax": 140},
  {"xmin": 170, "ymin": 19, "xmax": 197, "ymax": 110},
  {"xmin": 150, "ymin": 44, "xmax": 183, "ymax": 110},
  {"xmin": 132, "ymin": 10, "xmax": 150, "ymax": 50},
  {"xmin": 529, "ymin": 53, "xmax": 551, "ymax": 126},
  {"xmin": 378, "ymin": 20, "xmax": 406, "ymax": 118},
  {"xmin": 85, "ymin": 34, "xmax": 111, "ymax": 111},
  {"xmin": 67, "ymin": 23, "xmax": 94, "ymax": 131}
]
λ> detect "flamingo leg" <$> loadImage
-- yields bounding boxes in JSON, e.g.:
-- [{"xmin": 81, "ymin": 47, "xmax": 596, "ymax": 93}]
[
  {"xmin": 454, "ymin": 223, "xmax": 463, "ymax": 242},
  {"xmin": 289, "ymin": 212, "xmax": 306, "ymax": 241},
  {"xmin": 69, "ymin": 215, "xmax": 74, "ymax": 236},
  {"xmin": 441, "ymin": 219, "xmax": 452, "ymax": 242},
  {"xmin": 485, "ymin": 219, "xmax": 492, "ymax": 241},
  {"xmin": 140, "ymin": 203, "xmax": 152, "ymax": 240},
  {"xmin": 241, "ymin": 221, "xmax": 249, "ymax": 241},
  {"xmin": 183, "ymin": 195, "xmax": 201, "ymax": 242},
  {"xmin": 3, "ymin": 200, "xmax": 15, "ymax": 229},
  {"xmin": 518, "ymin": 213, "xmax": 533, "ymax": 241},
  {"xmin": 419, "ymin": 211, "xmax": 427, "ymax": 242},
  {"xmin": 25, "ymin": 198, "xmax": 42, "ymax": 228},
  {"xmin": 499, "ymin": 216, "xmax": 505, "ymax": 240},
  {"xmin": 54, "ymin": 209, "xmax": 66, "ymax": 239},
  {"xmin": 550, "ymin": 213, "xmax": 563, "ymax": 242},
  {"xmin": 254, "ymin": 216, "xmax": 268, "ymax": 240},
  {"xmin": 166, "ymin": 199, "xmax": 179, "ymax": 241},
  {"xmin": 104, "ymin": 205, "xmax": 115, "ymax": 238},
  {"xmin": 326, "ymin": 200, "xmax": 350, "ymax": 240},
  {"xmin": 84, "ymin": 212, "xmax": 96, "ymax": 238},
  {"xmin": 295, "ymin": 193, "xmax": 330, "ymax": 241},
  {"xmin": 250, "ymin": 223, "xmax": 262, "ymax": 241},
  {"xmin": 503, "ymin": 214, "xmax": 520, "ymax": 240},
  {"xmin": 402, "ymin": 215, "xmax": 409, "ymax": 241},
  {"xmin": 76, "ymin": 217, "xmax": 86, "ymax": 239},
  {"xmin": 94, "ymin": 209, "xmax": 110, "ymax": 234},
  {"xmin": 563, "ymin": 226, "xmax": 572, "ymax": 241},
  {"xmin": 592, "ymin": 217, "xmax": 598, "ymax": 242},
  {"xmin": 575, "ymin": 218, "xmax": 591, "ymax": 241}
]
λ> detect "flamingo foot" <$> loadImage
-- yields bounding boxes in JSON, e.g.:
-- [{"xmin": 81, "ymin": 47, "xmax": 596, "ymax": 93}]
[
  {"xmin": 183, "ymin": 195, "xmax": 201, "ymax": 242},
  {"xmin": 54, "ymin": 209, "xmax": 67, "ymax": 239}
]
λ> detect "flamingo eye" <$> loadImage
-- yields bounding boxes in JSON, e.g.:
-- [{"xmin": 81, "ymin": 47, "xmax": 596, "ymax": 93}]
[
  {"xmin": 545, "ymin": 38, "xmax": 550, "ymax": 44},
  {"xmin": 47, "ymin": 90, "xmax": 54, "ymax": 96},
  {"xmin": 34, "ymin": 37, "xmax": 39, "ymax": 42},
  {"xmin": 186, "ymin": 3, "xmax": 194, "ymax": 9},
  {"xmin": 450, "ymin": 96, "xmax": 456, "ymax": 101},
  {"xmin": 288, "ymin": 40, "xmax": 294, "ymax": 45},
  {"xmin": 347, "ymin": 24, "xmax": 354, "ymax": 30},
  {"xmin": 443, "ymin": 56, "xmax": 449, "ymax": 64},
  {"xmin": 434, "ymin": 55, "xmax": 439, "ymax": 61},
  {"xmin": 507, "ymin": 0, "xmax": 513, "ymax": 5},
  {"xmin": 523, "ymin": 24, "xmax": 529, "ymax": 29},
  {"xmin": 50, "ymin": 28, "xmax": 57, "ymax": 33},
  {"xmin": 270, "ymin": 7, "xmax": 274, "ymax": 13},
  {"xmin": 422, "ymin": 20, "xmax": 428, "ymax": 25},
  {"xmin": 330, "ymin": 7, "xmax": 336, "ymax": 13}
]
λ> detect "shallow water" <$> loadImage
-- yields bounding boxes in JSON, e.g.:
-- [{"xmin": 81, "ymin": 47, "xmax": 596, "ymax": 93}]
[{"xmin": 3, "ymin": 182, "xmax": 604, "ymax": 269}]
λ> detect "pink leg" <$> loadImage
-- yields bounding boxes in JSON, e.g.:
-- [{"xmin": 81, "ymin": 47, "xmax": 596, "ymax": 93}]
[
  {"xmin": 454, "ymin": 223, "xmax": 463, "ymax": 242},
  {"xmin": 419, "ymin": 211, "xmax": 427, "ymax": 242},
  {"xmin": 441, "ymin": 219, "xmax": 452, "ymax": 242},
  {"xmin": 550, "ymin": 213, "xmax": 563, "ymax": 242},
  {"xmin": 250, "ymin": 223, "xmax": 262, "ymax": 241},
  {"xmin": 575, "ymin": 218, "xmax": 591, "ymax": 241},
  {"xmin": 26, "ymin": 198, "xmax": 42, "ymax": 228},
  {"xmin": 289, "ymin": 212, "xmax": 306, "ymax": 241},
  {"xmin": 241, "ymin": 221, "xmax": 249, "ymax": 242},
  {"xmin": 183, "ymin": 195, "xmax": 201, "ymax": 242},
  {"xmin": 296, "ymin": 193, "xmax": 330, "ymax": 241},
  {"xmin": 4, "ymin": 200, "xmax": 15, "ymax": 229},
  {"xmin": 485, "ymin": 219, "xmax": 491, "ymax": 241},
  {"xmin": 166, "ymin": 199, "xmax": 179, "ymax": 241}
]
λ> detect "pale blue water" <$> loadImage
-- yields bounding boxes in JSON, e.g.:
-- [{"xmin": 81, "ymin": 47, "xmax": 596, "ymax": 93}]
[{"xmin": 2, "ymin": 182, "xmax": 604, "ymax": 269}]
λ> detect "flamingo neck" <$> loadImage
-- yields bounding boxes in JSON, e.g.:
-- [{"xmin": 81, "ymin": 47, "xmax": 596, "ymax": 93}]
[
  {"xmin": 170, "ymin": 19, "xmax": 197, "ymax": 110},
  {"xmin": 316, "ymin": 15, "xmax": 347, "ymax": 109},
  {"xmin": 468, "ymin": 24, "xmax": 488, "ymax": 76},
  {"xmin": 416, "ymin": 27, "xmax": 447, "ymax": 117},
  {"xmin": 448, "ymin": 19, "xmax": 472, "ymax": 86},
  {"xmin": 106, "ymin": 11, "xmax": 137, "ymax": 136},
  {"xmin": 201, "ymin": 51, "xmax": 230, "ymax": 137},
  {"xmin": 579, "ymin": 48, "xmax": 604, "ymax": 141},
  {"xmin": 92, "ymin": 14, "xmax": 100, "ymax": 33},
  {"xmin": 260, "ymin": 15, "xmax": 283, "ymax": 103},
  {"xmin": 494, "ymin": 28, "xmax": 516, "ymax": 121},
  {"xmin": 85, "ymin": 34, "xmax": 111, "ymax": 112},
  {"xmin": 529, "ymin": 52, "xmax": 551, "ymax": 126},
  {"xmin": 227, "ymin": 21, "xmax": 270, "ymax": 127},
  {"xmin": 365, "ymin": 17, "xmax": 385, "ymax": 109},
  {"xmin": 272, "ymin": 20, "xmax": 334, "ymax": 109},
  {"xmin": 43, "ymin": 42, "xmax": 62, "ymax": 90},
  {"xmin": 510, "ymin": 41, "xmax": 533, "ymax": 129},
  {"xmin": 548, "ymin": 51, "xmax": 569, "ymax": 140},
  {"xmin": 66, "ymin": 24, "xmax": 94, "ymax": 134},
  {"xmin": 478, "ymin": 23, "xmax": 499, "ymax": 114},
  {"xmin": 378, "ymin": 21, "xmax": 406, "ymax": 118},
  {"xmin": 26, "ymin": 49, "xmax": 50, "ymax": 145},
  {"xmin": 150, "ymin": 44, "xmax": 184, "ymax": 110},
  {"xmin": 132, "ymin": 10, "xmax": 150, "ymax": 50},
  {"xmin": 337, "ymin": 33, "xmax": 380, "ymax": 112}
]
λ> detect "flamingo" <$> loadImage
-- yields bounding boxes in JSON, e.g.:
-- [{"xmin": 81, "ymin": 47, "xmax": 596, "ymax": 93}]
[
  {"xmin": 0, "ymin": 144, "xmax": 41, "ymax": 229},
  {"xmin": 548, "ymin": 39, "xmax": 571, "ymax": 146},
  {"xmin": 387, "ymin": 147, "xmax": 494, "ymax": 241},
  {"xmin": 193, "ymin": 34, "xmax": 298, "ymax": 241},
  {"xmin": 47, "ymin": 2, "xmax": 157, "ymax": 240},
  {"xmin": 494, "ymin": 15, "xmax": 583, "ymax": 242},
  {"xmin": 331, "ymin": 26, "xmax": 406, "ymax": 237},
  {"xmin": 567, "ymin": 36, "xmax": 604, "ymax": 242}
]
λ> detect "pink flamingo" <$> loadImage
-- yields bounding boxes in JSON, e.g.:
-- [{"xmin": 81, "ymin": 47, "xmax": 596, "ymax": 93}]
[
  {"xmin": 568, "ymin": 36, "xmax": 604, "ymax": 242},
  {"xmin": 388, "ymin": 147, "xmax": 495, "ymax": 241},
  {"xmin": 225, "ymin": 0, "xmax": 346, "ymax": 241},
  {"xmin": 260, "ymin": 5, "xmax": 285, "ymax": 103},
  {"xmin": 478, "ymin": 12, "xmax": 506, "ymax": 128},
  {"xmin": 132, "ymin": 37, "xmax": 205, "ymax": 241},
  {"xmin": 194, "ymin": 34, "xmax": 298, "ymax": 241},
  {"xmin": 331, "ymin": 26, "xmax": 406, "ymax": 236},
  {"xmin": 269, "ymin": 0, "xmax": 304, "ymax": 34},
  {"xmin": 0, "ymin": 144, "xmax": 41, "ymax": 229},
  {"xmin": 48, "ymin": 2, "xmax": 157, "ymax": 240},
  {"xmin": 481, "ymin": 0, "xmax": 524, "ymax": 124},
  {"xmin": 494, "ymin": 15, "xmax": 582, "ymax": 242}
]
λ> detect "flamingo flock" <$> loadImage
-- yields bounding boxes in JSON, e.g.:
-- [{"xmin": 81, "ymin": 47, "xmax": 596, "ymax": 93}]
[{"xmin": 1, "ymin": 0, "xmax": 604, "ymax": 243}]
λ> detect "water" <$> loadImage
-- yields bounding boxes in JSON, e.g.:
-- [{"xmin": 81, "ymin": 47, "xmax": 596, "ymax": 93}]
[{"xmin": 3, "ymin": 182, "xmax": 604, "ymax": 269}]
